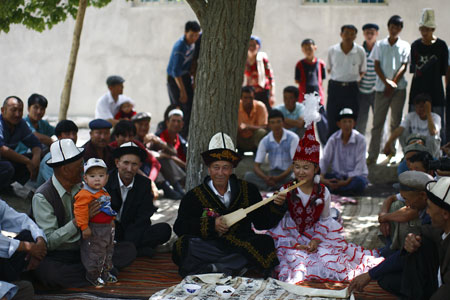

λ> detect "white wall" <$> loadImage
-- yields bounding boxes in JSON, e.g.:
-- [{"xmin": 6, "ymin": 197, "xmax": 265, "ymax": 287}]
[{"xmin": 1, "ymin": 0, "xmax": 448, "ymax": 126}]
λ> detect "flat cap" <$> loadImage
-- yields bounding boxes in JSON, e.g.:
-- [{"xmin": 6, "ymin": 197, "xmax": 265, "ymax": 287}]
[
  {"xmin": 89, "ymin": 119, "xmax": 112, "ymax": 130},
  {"xmin": 399, "ymin": 170, "xmax": 434, "ymax": 191},
  {"xmin": 362, "ymin": 23, "xmax": 379, "ymax": 31},
  {"xmin": 131, "ymin": 112, "xmax": 151, "ymax": 122},
  {"xmin": 404, "ymin": 143, "xmax": 429, "ymax": 155},
  {"xmin": 406, "ymin": 133, "xmax": 427, "ymax": 146},
  {"xmin": 106, "ymin": 75, "xmax": 125, "ymax": 86}
]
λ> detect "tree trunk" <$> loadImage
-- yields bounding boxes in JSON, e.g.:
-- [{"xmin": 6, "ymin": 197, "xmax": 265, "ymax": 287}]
[
  {"xmin": 185, "ymin": 0, "xmax": 257, "ymax": 190},
  {"xmin": 58, "ymin": 0, "xmax": 87, "ymax": 120}
]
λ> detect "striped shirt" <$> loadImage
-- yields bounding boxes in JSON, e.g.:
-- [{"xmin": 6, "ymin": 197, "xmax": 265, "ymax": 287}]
[{"xmin": 359, "ymin": 41, "xmax": 377, "ymax": 94}]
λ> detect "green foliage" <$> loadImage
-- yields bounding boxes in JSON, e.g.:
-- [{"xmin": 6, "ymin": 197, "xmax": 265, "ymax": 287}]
[{"xmin": 0, "ymin": 0, "xmax": 112, "ymax": 33}]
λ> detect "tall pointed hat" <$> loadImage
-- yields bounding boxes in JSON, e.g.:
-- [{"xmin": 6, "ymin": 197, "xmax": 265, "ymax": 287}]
[{"xmin": 293, "ymin": 124, "xmax": 320, "ymax": 164}]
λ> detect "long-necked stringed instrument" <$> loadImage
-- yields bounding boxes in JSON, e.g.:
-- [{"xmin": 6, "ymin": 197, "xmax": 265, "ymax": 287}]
[{"xmin": 221, "ymin": 179, "xmax": 307, "ymax": 227}]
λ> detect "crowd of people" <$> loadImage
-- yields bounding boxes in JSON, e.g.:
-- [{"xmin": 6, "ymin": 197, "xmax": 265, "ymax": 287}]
[{"xmin": 0, "ymin": 8, "xmax": 449, "ymax": 300}]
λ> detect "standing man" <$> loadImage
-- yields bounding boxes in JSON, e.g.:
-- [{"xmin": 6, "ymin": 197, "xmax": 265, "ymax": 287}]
[
  {"xmin": 82, "ymin": 119, "xmax": 115, "ymax": 171},
  {"xmin": 326, "ymin": 25, "xmax": 367, "ymax": 138},
  {"xmin": 173, "ymin": 132, "xmax": 286, "ymax": 277},
  {"xmin": 0, "ymin": 96, "xmax": 41, "ymax": 191},
  {"xmin": 106, "ymin": 142, "xmax": 172, "ymax": 258},
  {"xmin": 356, "ymin": 23, "xmax": 379, "ymax": 135},
  {"xmin": 409, "ymin": 8, "xmax": 448, "ymax": 143},
  {"xmin": 167, "ymin": 21, "xmax": 201, "ymax": 138},
  {"xmin": 367, "ymin": 15, "xmax": 410, "ymax": 165},
  {"xmin": 32, "ymin": 139, "xmax": 136, "ymax": 288},
  {"xmin": 95, "ymin": 75, "xmax": 126, "ymax": 127}
]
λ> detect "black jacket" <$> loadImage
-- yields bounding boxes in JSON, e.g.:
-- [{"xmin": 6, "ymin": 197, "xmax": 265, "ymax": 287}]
[{"xmin": 105, "ymin": 170, "xmax": 156, "ymax": 245}]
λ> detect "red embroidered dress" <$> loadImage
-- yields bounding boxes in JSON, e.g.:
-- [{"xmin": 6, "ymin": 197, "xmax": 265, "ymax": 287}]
[{"xmin": 265, "ymin": 183, "xmax": 384, "ymax": 284}]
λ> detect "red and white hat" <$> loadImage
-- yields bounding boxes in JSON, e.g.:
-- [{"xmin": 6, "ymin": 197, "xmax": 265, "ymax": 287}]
[{"xmin": 293, "ymin": 124, "xmax": 320, "ymax": 164}]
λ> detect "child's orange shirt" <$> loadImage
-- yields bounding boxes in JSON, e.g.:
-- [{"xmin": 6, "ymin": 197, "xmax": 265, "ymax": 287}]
[{"xmin": 74, "ymin": 187, "xmax": 115, "ymax": 231}]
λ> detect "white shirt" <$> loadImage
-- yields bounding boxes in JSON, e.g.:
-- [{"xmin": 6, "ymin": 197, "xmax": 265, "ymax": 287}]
[
  {"xmin": 438, "ymin": 232, "xmax": 450, "ymax": 287},
  {"xmin": 208, "ymin": 180, "xmax": 232, "ymax": 208},
  {"xmin": 320, "ymin": 129, "xmax": 368, "ymax": 179},
  {"xmin": 400, "ymin": 112, "xmax": 441, "ymax": 137},
  {"xmin": 117, "ymin": 173, "xmax": 134, "ymax": 221},
  {"xmin": 95, "ymin": 91, "xmax": 127, "ymax": 120},
  {"xmin": 295, "ymin": 186, "xmax": 331, "ymax": 220},
  {"xmin": 370, "ymin": 37, "xmax": 410, "ymax": 91},
  {"xmin": 327, "ymin": 42, "xmax": 367, "ymax": 82}
]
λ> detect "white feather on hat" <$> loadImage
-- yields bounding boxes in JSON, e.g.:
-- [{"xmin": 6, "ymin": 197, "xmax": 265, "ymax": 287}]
[{"xmin": 302, "ymin": 92, "xmax": 322, "ymax": 128}]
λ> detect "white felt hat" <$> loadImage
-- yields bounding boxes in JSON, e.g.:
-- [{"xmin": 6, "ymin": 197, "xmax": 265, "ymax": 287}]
[
  {"xmin": 426, "ymin": 177, "xmax": 450, "ymax": 211},
  {"xmin": 46, "ymin": 139, "xmax": 84, "ymax": 167},
  {"xmin": 418, "ymin": 8, "xmax": 436, "ymax": 28},
  {"xmin": 201, "ymin": 132, "xmax": 241, "ymax": 167}
]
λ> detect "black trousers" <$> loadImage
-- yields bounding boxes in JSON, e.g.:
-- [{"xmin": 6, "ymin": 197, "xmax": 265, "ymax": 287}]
[
  {"xmin": 0, "ymin": 159, "xmax": 30, "ymax": 188},
  {"xmin": 33, "ymin": 241, "xmax": 136, "ymax": 289},
  {"xmin": 326, "ymin": 80, "xmax": 359, "ymax": 138},
  {"xmin": 167, "ymin": 74, "xmax": 194, "ymax": 139},
  {"xmin": 116, "ymin": 222, "xmax": 171, "ymax": 253},
  {"xmin": 0, "ymin": 230, "xmax": 33, "ymax": 282}
]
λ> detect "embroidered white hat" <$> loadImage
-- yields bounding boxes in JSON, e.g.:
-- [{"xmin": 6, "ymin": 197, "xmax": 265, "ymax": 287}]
[
  {"xmin": 117, "ymin": 95, "xmax": 135, "ymax": 107},
  {"xmin": 46, "ymin": 139, "xmax": 84, "ymax": 168},
  {"xmin": 84, "ymin": 158, "xmax": 107, "ymax": 173},
  {"xmin": 337, "ymin": 108, "xmax": 357, "ymax": 121},
  {"xmin": 426, "ymin": 177, "xmax": 450, "ymax": 212},
  {"xmin": 418, "ymin": 8, "xmax": 436, "ymax": 28},
  {"xmin": 201, "ymin": 132, "xmax": 241, "ymax": 167}
]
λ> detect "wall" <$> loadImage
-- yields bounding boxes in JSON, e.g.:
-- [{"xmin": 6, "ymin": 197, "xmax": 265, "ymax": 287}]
[{"xmin": 0, "ymin": 0, "xmax": 448, "ymax": 125}]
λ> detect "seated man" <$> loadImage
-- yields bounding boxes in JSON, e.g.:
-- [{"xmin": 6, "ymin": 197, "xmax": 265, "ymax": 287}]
[
  {"xmin": 0, "ymin": 199, "xmax": 47, "ymax": 300},
  {"xmin": 320, "ymin": 108, "xmax": 368, "ymax": 195},
  {"xmin": 237, "ymin": 86, "xmax": 268, "ymax": 152},
  {"xmin": 384, "ymin": 93, "xmax": 441, "ymax": 158},
  {"xmin": 172, "ymin": 132, "xmax": 285, "ymax": 277},
  {"xmin": 32, "ymin": 139, "xmax": 136, "ymax": 288},
  {"xmin": 244, "ymin": 109, "xmax": 299, "ymax": 191},
  {"xmin": 0, "ymin": 96, "xmax": 41, "ymax": 191},
  {"xmin": 397, "ymin": 133, "xmax": 428, "ymax": 175},
  {"xmin": 275, "ymin": 86, "xmax": 305, "ymax": 137},
  {"xmin": 350, "ymin": 175, "xmax": 450, "ymax": 299},
  {"xmin": 36, "ymin": 119, "xmax": 79, "ymax": 187},
  {"xmin": 377, "ymin": 170, "xmax": 433, "ymax": 257},
  {"xmin": 106, "ymin": 142, "xmax": 172, "ymax": 258},
  {"xmin": 15, "ymin": 93, "xmax": 55, "ymax": 154},
  {"xmin": 95, "ymin": 75, "xmax": 127, "ymax": 126},
  {"xmin": 82, "ymin": 119, "xmax": 115, "ymax": 171},
  {"xmin": 133, "ymin": 112, "xmax": 186, "ymax": 199}
]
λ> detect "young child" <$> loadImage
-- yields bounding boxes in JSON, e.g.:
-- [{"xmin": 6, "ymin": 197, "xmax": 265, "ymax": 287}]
[
  {"xmin": 114, "ymin": 96, "xmax": 136, "ymax": 120},
  {"xmin": 295, "ymin": 39, "xmax": 328, "ymax": 144},
  {"xmin": 266, "ymin": 124, "xmax": 383, "ymax": 284},
  {"xmin": 74, "ymin": 158, "xmax": 118, "ymax": 287}
]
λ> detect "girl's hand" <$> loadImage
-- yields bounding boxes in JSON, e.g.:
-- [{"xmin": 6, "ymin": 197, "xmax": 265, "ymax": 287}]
[
  {"xmin": 307, "ymin": 240, "xmax": 320, "ymax": 253},
  {"xmin": 273, "ymin": 192, "xmax": 286, "ymax": 206},
  {"xmin": 295, "ymin": 244, "xmax": 308, "ymax": 251}
]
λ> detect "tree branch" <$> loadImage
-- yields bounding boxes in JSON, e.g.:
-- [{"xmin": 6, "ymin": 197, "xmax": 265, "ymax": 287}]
[{"xmin": 185, "ymin": 0, "xmax": 206, "ymax": 23}]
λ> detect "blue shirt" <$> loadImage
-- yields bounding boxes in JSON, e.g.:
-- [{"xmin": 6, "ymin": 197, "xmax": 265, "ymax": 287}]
[
  {"xmin": 0, "ymin": 115, "xmax": 41, "ymax": 150},
  {"xmin": 359, "ymin": 41, "xmax": 377, "ymax": 94},
  {"xmin": 15, "ymin": 116, "xmax": 54, "ymax": 154},
  {"xmin": 255, "ymin": 128, "xmax": 299, "ymax": 171},
  {"xmin": 167, "ymin": 36, "xmax": 196, "ymax": 78},
  {"xmin": 36, "ymin": 152, "xmax": 53, "ymax": 187},
  {"xmin": 275, "ymin": 103, "xmax": 305, "ymax": 134}
]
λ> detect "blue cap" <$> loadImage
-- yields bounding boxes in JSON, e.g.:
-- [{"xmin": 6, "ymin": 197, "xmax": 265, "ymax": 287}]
[
  {"xmin": 250, "ymin": 35, "xmax": 261, "ymax": 47},
  {"xmin": 106, "ymin": 75, "xmax": 125, "ymax": 86},
  {"xmin": 89, "ymin": 119, "xmax": 112, "ymax": 130},
  {"xmin": 362, "ymin": 23, "xmax": 379, "ymax": 31}
]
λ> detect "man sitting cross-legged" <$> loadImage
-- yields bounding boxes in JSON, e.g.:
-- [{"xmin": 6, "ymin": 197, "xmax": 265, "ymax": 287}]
[
  {"xmin": 244, "ymin": 109, "xmax": 299, "ymax": 191},
  {"xmin": 172, "ymin": 132, "xmax": 286, "ymax": 277},
  {"xmin": 320, "ymin": 108, "xmax": 368, "ymax": 195}
]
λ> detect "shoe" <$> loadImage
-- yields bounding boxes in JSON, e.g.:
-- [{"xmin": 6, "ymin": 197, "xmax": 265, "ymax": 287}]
[
  {"xmin": 86, "ymin": 276, "xmax": 105, "ymax": 288},
  {"xmin": 103, "ymin": 272, "xmax": 118, "ymax": 284},
  {"xmin": 158, "ymin": 181, "xmax": 183, "ymax": 200}
]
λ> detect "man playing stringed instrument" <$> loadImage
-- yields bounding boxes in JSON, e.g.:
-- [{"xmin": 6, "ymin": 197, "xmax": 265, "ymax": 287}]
[{"xmin": 172, "ymin": 132, "xmax": 286, "ymax": 277}]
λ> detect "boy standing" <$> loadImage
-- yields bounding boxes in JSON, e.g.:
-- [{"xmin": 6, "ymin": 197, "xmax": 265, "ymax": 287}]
[
  {"xmin": 74, "ymin": 158, "xmax": 117, "ymax": 287},
  {"xmin": 356, "ymin": 23, "xmax": 379, "ymax": 135},
  {"xmin": 320, "ymin": 108, "xmax": 368, "ymax": 195},
  {"xmin": 327, "ymin": 25, "xmax": 367, "ymax": 139},
  {"xmin": 275, "ymin": 86, "xmax": 305, "ymax": 137},
  {"xmin": 367, "ymin": 15, "xmax": 410, "ymax": 165},
  {"xmin": 409, "ymin": 8, "xmax": 448, "ymax": 143},
  {"xmin": 244, "ymin": 109, "xmax": 299, "ymax": 191},
  {"xmin": 295, "ymin": 39, "xmax": 328, "ymax": 143},
  {"xmin": 383, "ymin": 94, "xmax": 441, "ymax": 158},
  {"xmin": 167, "ymin": 21, "xmax": 201, "ymax": 138}
]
